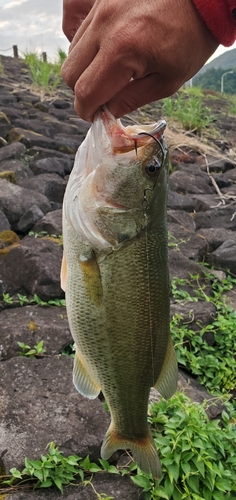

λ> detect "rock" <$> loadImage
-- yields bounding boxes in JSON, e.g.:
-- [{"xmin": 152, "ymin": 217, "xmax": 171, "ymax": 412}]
[
  {"xmin": 0, "ymin": 179, "xmax": 51, "ymax": 227},
  {"xmin": 169, "ymin": 169, "xmax": 213, "ymax": 195},
  {"xmin": 167, "ymin": 210, "xmax": 196, "ymax": 231},
  {"xmin": 7, "ymin": 127, "xmax": 62, "ymax": 150},
  {"xmin": 197, "ymin": 227, "xmax": 236, "ymax": 252},
  {"xmin": 28, "ymin": 147, "xmax": 74, "ymax": 174},
  {"xmin": 0, "ymin": 141, "xmax": 26, "ymax": 162},
  {"xmin": 169, "ymin": 248, "xmax": 211, "ymax": 298},
  {"xmin": 0, "ymin": 305, "xmax": 71, "ymax": 360},
  {"xmin": 167, "ymin": 190, "xmax": 195, "ymax": 212},
  {"xmin": 178, "ymin": 370, "xmax": 224, "ymax": 420},
  {"xmin": 0, "ymin": 159, "xmax": 34, "ymax": 183},
  {"xmin": 52, "ymin": 99, "xmax": 72, "ymax": 109},
  {"xmin": 32, "ymin": 210, "xmax": 62, "ymax": 236},
  {"xmin": 6, "ymin": 473, "xmax": 140, "ymax": 500},
  {"xmin": 0, "ymin": 236, "xmax": 63, "ymax": 300},
  {"xmin": 192, "ymin": 194, "xmax": 223, "ymax": 212},
  {"xmin": 171, "ymin": 300, "xmax": 216, "ymax": 345},
  {"xmin": 15, "ymin": 205, "xmax": 45, "ymax": 233},
  {"xmin": 30, "ymin": 157, "xmax": 66, "ymax": 177},
  {"xmin": 210, "ymin": 240, "xmax": 236, "ymax": 274},
  {"xmin": 194, "ymin": 207, "xmax": 236, "ymax": 231},
  {"xmin": 19, "ymin": 173, "xmax": 67, "ymax": 204},
  {"xmin": 0, "ymin": 210, "xmax": 10, "ymax": 231},
  {"xmin": 0, "ymin": 356, "xmax": 110, "ymax": 471}
]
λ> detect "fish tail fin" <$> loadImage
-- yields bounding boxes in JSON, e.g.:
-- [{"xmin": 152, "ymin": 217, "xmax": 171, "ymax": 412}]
[{"xmin": 101, "ymin": 423, "xmax": 161, "ymax": 479}]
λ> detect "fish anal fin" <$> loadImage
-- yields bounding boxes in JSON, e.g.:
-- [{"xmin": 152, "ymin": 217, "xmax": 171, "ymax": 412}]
[
  {"xmin": 60, "ymin": 253, "xmax": 67, "ymax": 292},
  {"xmin": 153, "ymin": 336, "xmax": 178, "ymax": 400},
  {"xmin": 79, "ymin": 251, "xmax": 103, "ymax": 307},
  {"xmin": 73, "ymin": 348, "xmax": 100, "ymax": 400},
  {"xmin": 101, "ymin": 422, "xmax": 161, "ymax": 479}
]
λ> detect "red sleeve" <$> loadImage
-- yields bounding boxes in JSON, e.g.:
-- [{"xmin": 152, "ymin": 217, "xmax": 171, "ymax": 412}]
[{"xmin": 192, "ymin": 0, "xmax": 236, "ymax": 46}]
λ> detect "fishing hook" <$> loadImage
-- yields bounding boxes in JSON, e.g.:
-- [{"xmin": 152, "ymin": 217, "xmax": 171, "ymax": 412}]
[{"xmin": 137, "ymin": 131, "xmax": 166, "ymax": 211}]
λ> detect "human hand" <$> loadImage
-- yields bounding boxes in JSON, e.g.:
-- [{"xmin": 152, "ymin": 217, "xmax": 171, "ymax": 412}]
[{"xmin": 62, "ymin": 0, "xmax": 218, "ymax": 121}]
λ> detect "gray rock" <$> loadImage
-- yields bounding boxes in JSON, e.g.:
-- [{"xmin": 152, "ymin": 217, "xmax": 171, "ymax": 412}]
[
  {"xmin": 169, "ymin": 169, "xmax": 213, "ymax": 195},
  {"xmin": 178, "ymin": 370, "xmax": 224, "ymax": 420},
  {"xmin": 169, "ymin": 248, "xmax": 211, "ymax": 298},
  {"xmin": 167, "ymin": 210, "xmax": 196, "ymax": 231},
  {"xmin": 197, "ymin": 227, "xmax": 236, "ymax": 252},
  {"xmin": 194, "ymin": 207, "xmax": 236, "ymax": 231},
  {"xmin": 0, "ymin": 179, "xmax": 51, "ymax": 227},
  {"xmin": 210, "ymin": 239, "xmax": 236, "ymax": 274},
  {"xmin": 6, "ymin": 473, "xmax": 140, "ymax": 500},
  {"xmin": 28, "ymin": 147, "xmax": 74, "ymax": 174},
  {"xmin": 0, "ymin": 236, "xmax": 63, "ymax": 300},
  {"xmin": 16, "ymin": 205, "xmax": 45, "ymax": 233},
  {"xmin": 0, "ymin": 209, "xmax": 10, "ymax": 231},
  {"xmin": 167, "ymin": 190, "xmax": 195, "ymax": 212},
  {"xmin": 0, "ymin": 159, "xmax": 34, "ymax": 183},
  {"xmin": 0, "ymin": 356, "xmax": 110, "ymax": 472},
  {"xmin": 32, "ymin": 210, "xmax": 62, "ymax": 236},
  {"xmin": 0, "ymin": 141, "xmax": 26, "ymax": 162},
  {"xmin": 0, "ymin": 305, "xmax": 71, "ymax": 360},
  {"xmin": 171, "ymin": 300, "xmax": 216, "ymax": 345},
  {"xmin": 30, "ymin": 157, "xmax": 65, "ymax": 177},
  {"xmin": 19, "ymin": 174, "xmax": 67, "ymax": 204},
  {"xmin": 192, "ymin": 194, "xmax": 224, "ymax": 212}
]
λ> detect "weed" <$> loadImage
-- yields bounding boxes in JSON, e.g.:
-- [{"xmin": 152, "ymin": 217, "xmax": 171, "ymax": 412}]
[
  {"xmin": 162, "ymin": 92, "xmax": 215, "ymax": 135},
  {"xmin": 132, "ymin": 393, "xmax": 236, "ymax": 499},
  {"xmin": 1, "ymin": 397, "xmax": 235, "ymax": 499},
  {"xmin": 171, "ymin": 271, "xmax": 236, "ymax": 394},
  {"xmin": 24, "ymin": 51, "xmax": 63, "ymax": 89},
  {"xmin": 1, "ymin": 293, "xmax": 65, "ymax": 308},
  {"xmin": 18, "ymin": 340, "xmax": 46, "ymax": 358}
]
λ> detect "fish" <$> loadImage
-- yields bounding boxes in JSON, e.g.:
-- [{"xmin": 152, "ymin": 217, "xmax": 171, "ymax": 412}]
[{"xmin": 61, "ymin": 108, "xmax": 178, "ymax": 478}]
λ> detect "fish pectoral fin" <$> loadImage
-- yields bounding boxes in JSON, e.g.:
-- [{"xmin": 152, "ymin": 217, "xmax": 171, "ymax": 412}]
[
  {"xmin": 79, "ymin": 250, "xmax": 103, "ymax": 307},
  {"xmin": 101, "ymin": 422, "xmax": 161, "ymax": 479},
  {"xmin": 60, "ymin": 253, "xmax": 67, "ymax": 292},
  {"xmin": 73, "ymin": 349, "xmax": 100, "ymax": 400},
  {"xmin": 153, "ymin": 336, "xmax": 178, "ymax": 400}
]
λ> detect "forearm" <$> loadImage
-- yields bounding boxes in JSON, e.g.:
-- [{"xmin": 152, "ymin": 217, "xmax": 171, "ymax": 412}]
[{"xmin": 192, "ymin": 0, "xmax": 236, "ymax": 46}]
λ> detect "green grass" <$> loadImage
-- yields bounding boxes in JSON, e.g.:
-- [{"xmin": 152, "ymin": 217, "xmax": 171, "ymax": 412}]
[
  {"xmin": 24, "ymin": 48, "xmax": 66, "ymax": 89},
  {"xmin": 161, "ymin": 92, "xmax": 215, "ymax": 135}
]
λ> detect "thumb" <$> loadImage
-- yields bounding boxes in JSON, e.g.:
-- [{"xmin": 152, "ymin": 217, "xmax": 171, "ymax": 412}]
[{"xmin": 106, "ymin": 73, "xmax": 182, "ymax": 118}]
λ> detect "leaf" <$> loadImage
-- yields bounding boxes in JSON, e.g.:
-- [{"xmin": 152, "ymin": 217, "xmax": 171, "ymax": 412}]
[
  {"xmin": 168, "ymin": 462, "xmax": 179, "ymax": 482},
  {"xmin": 154, "ymin": 486, "xmax": 170, "ymax": 499},
  {"xmin": 54, "ymin": 477, "xmax": 63, "ymax": 493},
  {"xmin": 9, "ymin": 468, "xmax": 22, "ymax": 479},
  {"xmin": 131, "ymin": 474, "xmax": 152, "ymax": 490},
  {"xmin": 81, "ymin": 455, "xmax": 91, "ymax": 470},
  {"xmin": 39, "ymin": 479, "xmax": 53, "ymax": 488}
]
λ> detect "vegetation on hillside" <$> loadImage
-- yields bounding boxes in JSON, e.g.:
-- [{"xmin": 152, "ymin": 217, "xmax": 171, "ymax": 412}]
[
  {"xmin": 193, "ymin": 67, "xmax": 236, "ymax": 94},
  {"xmin": 23, "ymin": 49, "xmax": 67, "ymax": 88}
]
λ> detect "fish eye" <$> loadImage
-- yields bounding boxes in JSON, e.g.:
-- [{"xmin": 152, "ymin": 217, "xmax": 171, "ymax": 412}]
[{"xmin": 145, "ymin": 159, "xmax": 161, "ymax": 178}]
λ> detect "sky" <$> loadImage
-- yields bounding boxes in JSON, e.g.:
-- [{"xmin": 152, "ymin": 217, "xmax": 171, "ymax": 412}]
[{"xmin": 0, "ymin": 0, "xmax": 235, "ymax": 63}]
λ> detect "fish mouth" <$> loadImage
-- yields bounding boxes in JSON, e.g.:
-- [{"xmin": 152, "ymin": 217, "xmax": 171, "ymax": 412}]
[{"xmin": 99, "ymin": 107, "xmax": 166, "ymax": 155}]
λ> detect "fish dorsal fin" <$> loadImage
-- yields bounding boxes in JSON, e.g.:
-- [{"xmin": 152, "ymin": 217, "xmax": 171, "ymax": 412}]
[
  {"xmin": 73, "ymin": 348, "xmax": 100, "ymax": 400},
  {"xmin": 60, "ymin": 253, "xmax": 67, "ymax": 292},
  {"xmin": 153, "ymin": 336, "xmax": 178, "ymax": 399}
]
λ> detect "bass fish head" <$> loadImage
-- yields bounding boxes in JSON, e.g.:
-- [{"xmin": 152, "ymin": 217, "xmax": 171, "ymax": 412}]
[{"xmin": 64, "ymin": 108, "xmax": 168, "ymax": 249}]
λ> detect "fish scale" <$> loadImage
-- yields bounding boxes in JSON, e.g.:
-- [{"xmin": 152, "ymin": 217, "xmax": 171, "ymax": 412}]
[{"xmin": 61, "ymin": 108, "xmax": 178, "ymax": 478}]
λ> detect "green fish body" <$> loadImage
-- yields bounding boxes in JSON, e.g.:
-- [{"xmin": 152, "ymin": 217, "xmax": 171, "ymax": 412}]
[{"xmin": 61, "ymin": 109, "xmax": 178, "ymax": 478}]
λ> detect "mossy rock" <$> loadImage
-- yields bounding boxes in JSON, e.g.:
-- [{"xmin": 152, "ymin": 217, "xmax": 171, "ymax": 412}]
[
  {"xmin": 0, "ymin": 111, "xmax": 11, "ymax": 125},
  {"xmin": 59, "ymin": 145, "xmax": 76, "ymax": 154},
  {"xmin": 0, "ymin": 230, "xmax": 20, "ymax": 247},
  {"xmin": 7, "ymin": 128, "xmax": 23, "ymax": 143},
  {"xmin": 0, "ymin": 171, "xmax": 16, "ymax": 183}
]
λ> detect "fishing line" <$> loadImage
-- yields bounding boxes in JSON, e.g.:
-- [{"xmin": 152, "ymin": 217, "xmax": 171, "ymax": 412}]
[{"xmin": 138, "ymin": 132, "xmax": 166, "ymax": 388}]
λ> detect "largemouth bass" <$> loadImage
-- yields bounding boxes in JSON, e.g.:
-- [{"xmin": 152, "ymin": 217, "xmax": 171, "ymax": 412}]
[{"xmin": 61, "ymin": 108, "xmax": 178, "ymax": 478}]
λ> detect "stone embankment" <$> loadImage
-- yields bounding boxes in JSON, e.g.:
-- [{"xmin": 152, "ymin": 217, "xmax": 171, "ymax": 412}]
[{"xmin": 0, "ymin": 55, "xmax": 236, "ymax": 499}]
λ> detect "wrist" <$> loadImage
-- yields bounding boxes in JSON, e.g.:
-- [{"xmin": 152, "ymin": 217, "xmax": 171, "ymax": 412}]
[{"xmin": 192, "ymin": 0, "xmax": 236, "ymax": 46}]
